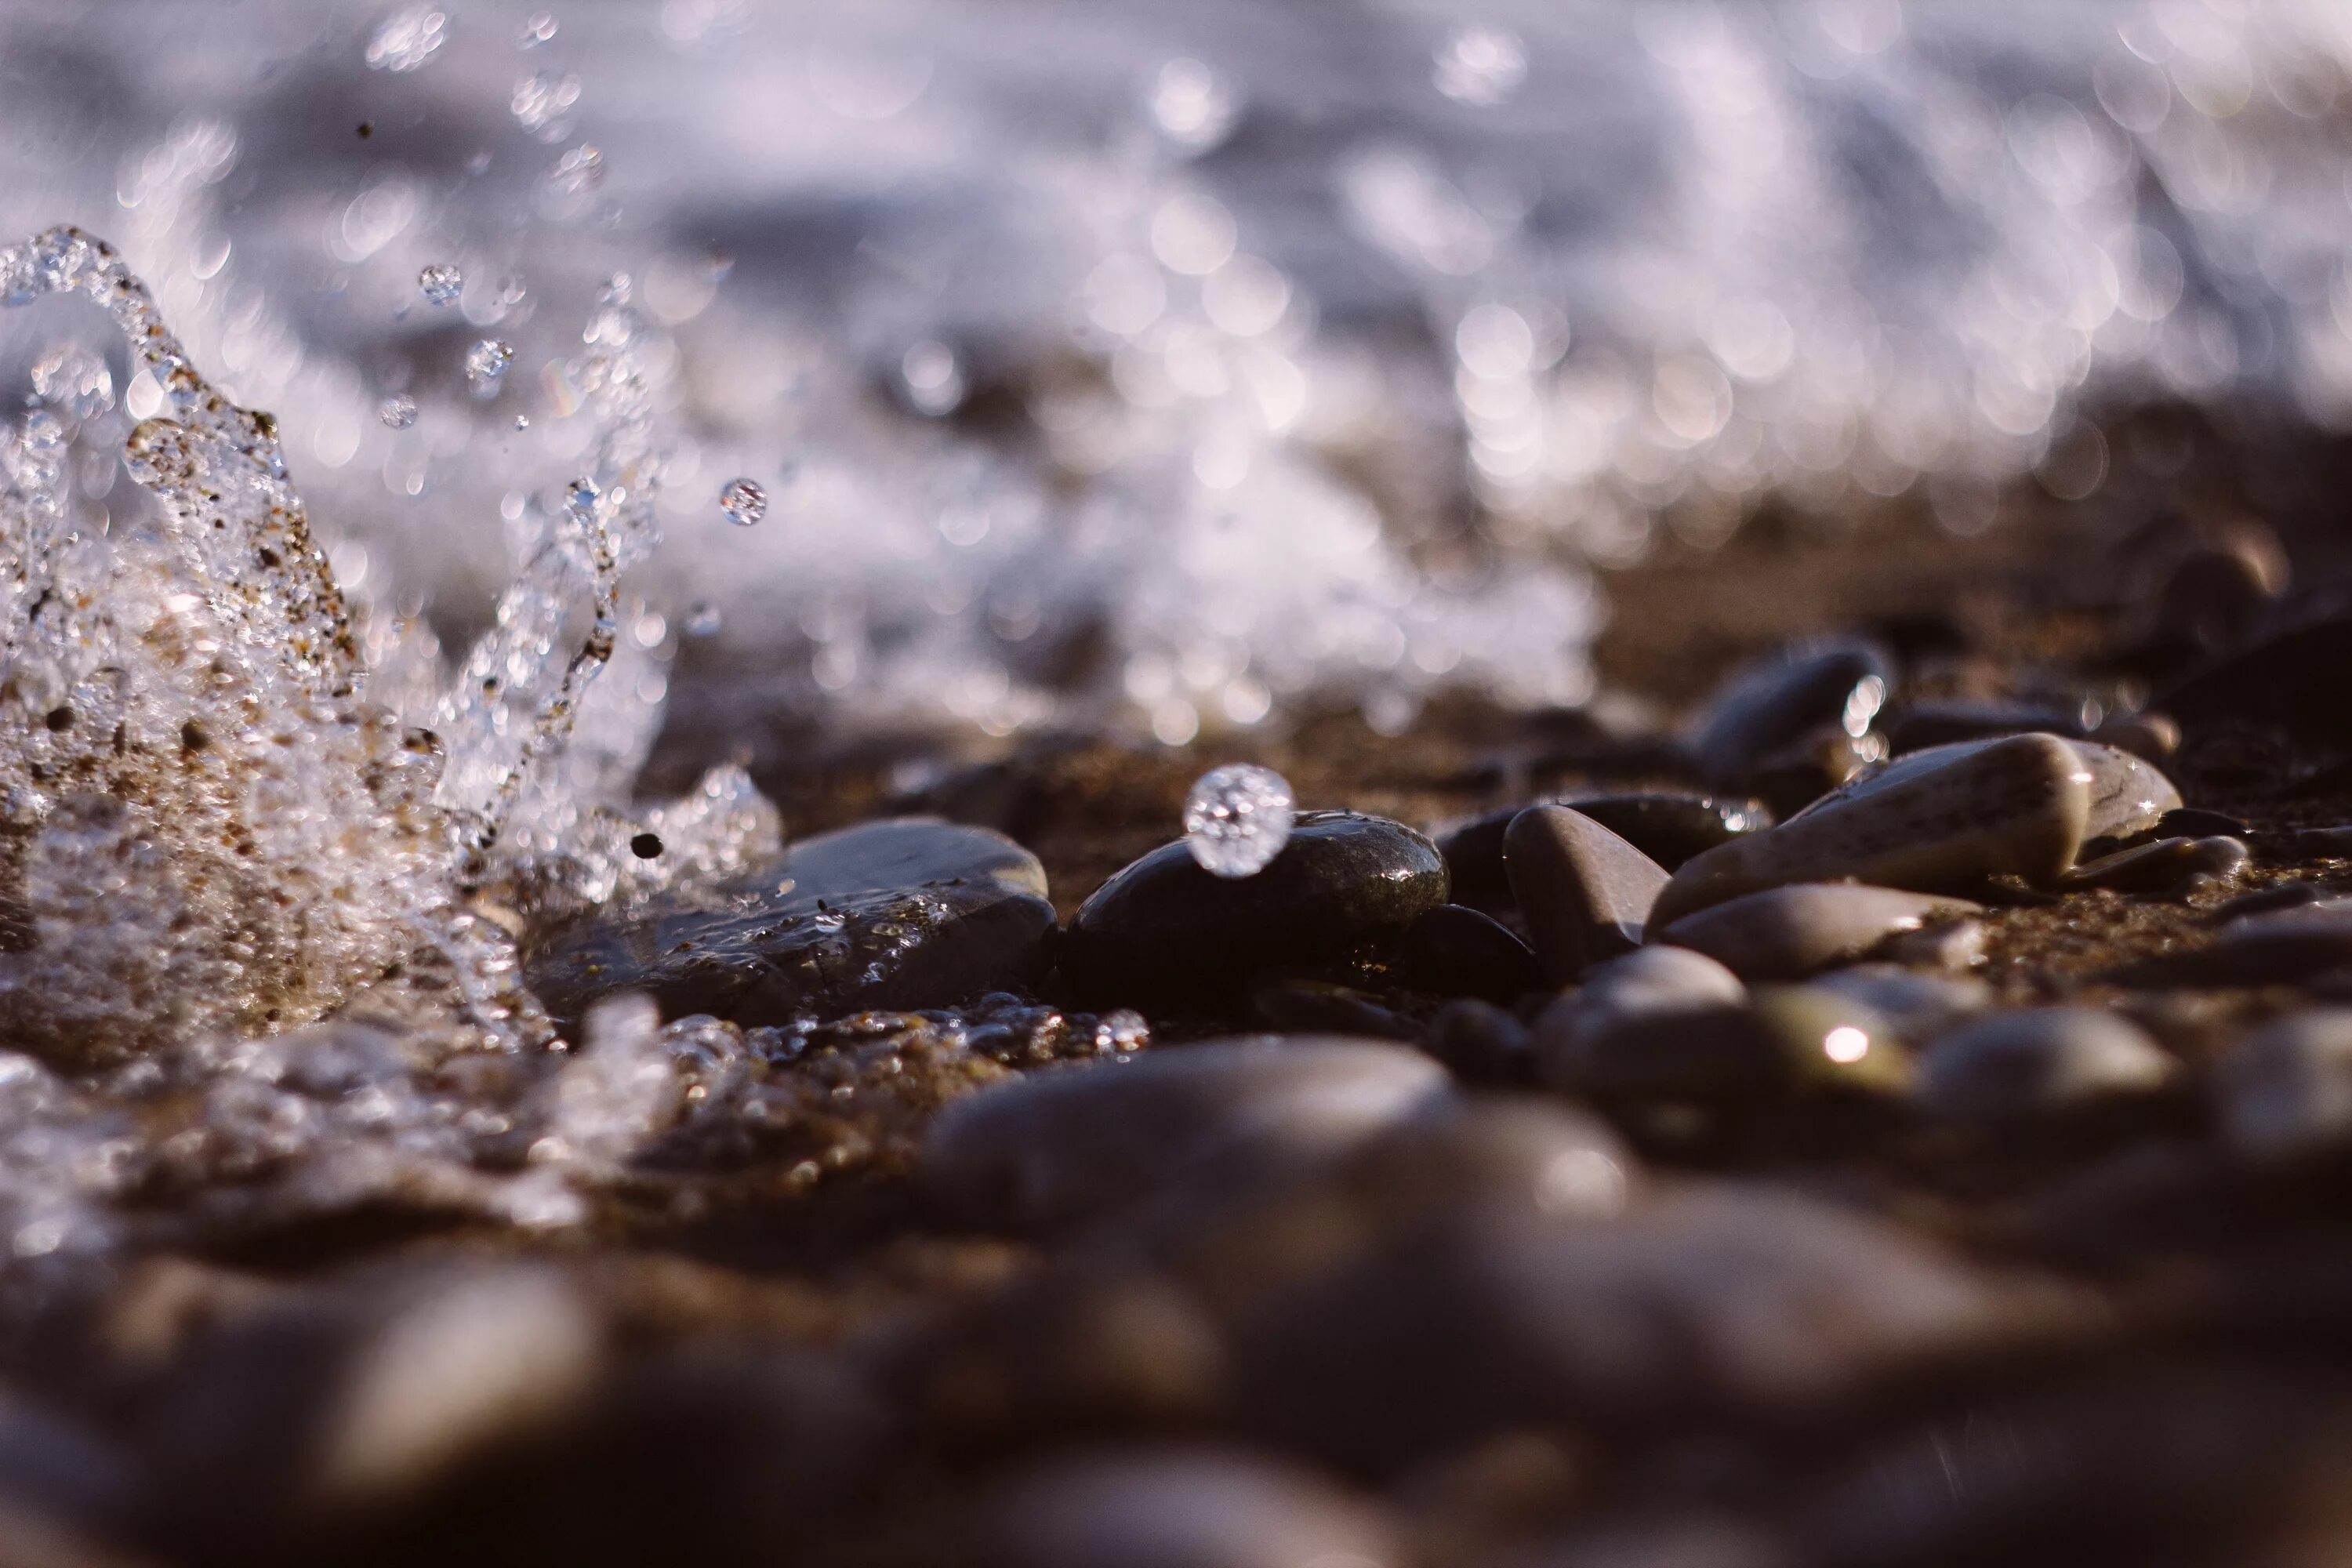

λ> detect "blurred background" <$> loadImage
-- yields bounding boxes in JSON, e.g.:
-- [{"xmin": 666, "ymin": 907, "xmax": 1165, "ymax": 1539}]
[{"xmin": 2, "ymin": 0, "xmax": 2347, "ymax": 753}]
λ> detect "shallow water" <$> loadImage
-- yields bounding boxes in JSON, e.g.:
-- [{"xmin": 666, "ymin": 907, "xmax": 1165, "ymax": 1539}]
[{"xmin": 4, "ymin": 0, "xmax": 2347, "ymax": 745}]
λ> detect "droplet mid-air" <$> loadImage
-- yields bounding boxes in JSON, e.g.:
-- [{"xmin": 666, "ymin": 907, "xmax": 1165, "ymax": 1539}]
[
  {"xmin": 465, "ymin": 338, "xmax": 514, "ymax": 397},
  {"xmin": 378, "ymin": 393, "xmax": 418, "ymax": 429},
  {"xmin": 418, "ymin": 262, "xmax": 463, "ymax": 304},
  {"xmin": 717, "ymin": 476, "xmax": 767, "ymax": 528},
  {"xmin": 1183, "ymin": 763, "xmax": 1296, "ymax": 878}
]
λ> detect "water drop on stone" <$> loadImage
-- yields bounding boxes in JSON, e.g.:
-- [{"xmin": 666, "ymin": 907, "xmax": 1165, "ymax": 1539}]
[
  {"xmin": 465, "ymin": 338, "xmax": 514, "ymax": 397},
  {"xmin": 1183, "ymin": 763, "xmax": 1295, "ymax": 878},
  {"xmin": 419, "ymin": 262, "xmax": 463, "ymax": 305},
  {"xmin": 379, "ymin": 393, "xmax": 418, "ymax": 429},
  {"xmin": 717, "ymin": 477, "xmax": 766, "ymax": 528}
]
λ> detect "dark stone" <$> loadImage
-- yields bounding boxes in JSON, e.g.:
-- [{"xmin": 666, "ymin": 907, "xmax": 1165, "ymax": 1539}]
[
  {"xmin": 2158, "ymin": 611, "xmax": 2352, "ymax": 741},
  {"xmin": 2153, "ymin": 808, "xmax": 2250, "ymax": 840},
  {"xmin": 1060, "ymin": 811, "xmax": 1447, "ymax": 1008},
  {"xmin": 1504, "ymin": 806, "xmax": 1668, "ymax": 982},
  {"xmin": 1885, "ymin": 700, "xmax": 2086, "ymax": 753},
  {"xmin": 524, "ymin": 818, "xmax": 1057, "ymax": 1028},
  {"xmin": 1439, "ymin": 793, "xmax": 1770, "ymax": 911},
  {"xmin": 1386, "ymin": 903, "xmax": 1544, "ymax": 1004},
  {"xmin": 1252, "ymin": 980, "xmax": 1420, "ymax": 1040},
  {"xmin": 2137, "ymin": 898, "xmax": 2352, "ymax": 987},
  {"xmin": 1689, "ymin": 639, "xmax": 1893, "ymax": 792},
  {"xmin": 1420, "ymin": 999, "xmax": 1534, "ymax": 1083}
]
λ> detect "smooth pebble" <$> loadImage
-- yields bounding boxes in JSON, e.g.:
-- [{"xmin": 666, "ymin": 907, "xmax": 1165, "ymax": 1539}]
[
  {"xmin": 1656, "ymin": 884, "xmax": 1983, "ymax": 982},
  {"xmin": 1504, "ymin": 805, "xmax": 1668, "ymax": 982},
  {"xmin": 1914, "ymin": 1007, "xmax": 2176, "ymax": 1120}
]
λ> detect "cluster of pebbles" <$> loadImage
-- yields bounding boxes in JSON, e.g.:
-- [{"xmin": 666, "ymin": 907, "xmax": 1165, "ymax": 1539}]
[{"xmin": 15, "ymin": 519, "xmax": 2352, "ymax": 1566}]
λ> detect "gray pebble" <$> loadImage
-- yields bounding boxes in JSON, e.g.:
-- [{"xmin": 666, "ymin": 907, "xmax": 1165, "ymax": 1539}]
[
  {"xmin": 1876, "ymin": 915, "xmax": 1988, "ymax": 970},
  {"xmin": 976, "ymin": 1449, "xmax": 1401, "ymax": 1568},
  {"xmin": 2062, "ymin": 835, "xmax": 2249, "ymax": 895},
  {"xmin": 2171, "ymin": 898, "xmax": 2352, "ymax": 985},
  {"xmin": 1656, "ymin": 884, "xmax": 1983, "ymax": 982},
  {"xmin": 1532, "ymin": 947, "xmax": 1748, "ymax": 1094},
  {"xmin": 1915, "ymin": 1007, "xmax": 2175, "ymax": 1120},
  {"xmin": 1504, "ymin": 805, "xmax": 1669, "ymax": 982},
  {"xmin": 1652, "ymin": 734, "xmax": 2092, "ymax": 926},
  {"xmin": 2213, "ymin": 1009, "xmax": 2352, "ymax": 1160},
  {"xmin": 918, "ymin": 1036, "xmax": 1450, "ymax": 1229},
  {"xmin": 1806, "ymin": 965, "xmax": 1995, "ymax": 1036}
]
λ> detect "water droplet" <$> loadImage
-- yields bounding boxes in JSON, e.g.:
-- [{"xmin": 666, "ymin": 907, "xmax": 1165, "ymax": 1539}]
[
  {"xmin": 30, "ymin": 346, "xmax": 113, "ymax": 422},
  {"xmin": 1433, "ymin": 25, "xmax": 1527, "ymax": 107},
  {"xmin": 683, "ymin": 601, "xmax": 724, "ymax": 638},
  {"xmin": 378, "ymin": 394, "xmax": 418, "ymax": 429},
  {"xmin": 898, "ymin": 339, "xmax": 964, "ymax": 416},
  {"xmin": 564, "ymin": 477, "xmax": 601, "ymax": 521},
  {"xmin": 1183, "ymin": 763, "xmax": 1295, "ymax": 878},
  {"xmin": 517, "ymin": 11, "xmax": 558, "ymax": 48},
  {"xmin": 1149, "ymin": 57, "xmax": 1242, "ymax": 153},
  {"xmin": 547, "ymin": 144, "xmax": 605, "ymax": 197},
  {"xmin": 465, "ymin": 339, "xmax": 514, "ymax": 397},
  {"xmin": 418, "ymin": 262, "xmax": 463, "ymax": 305},
  {"xmin": 366, "ymin": 5, "xmax": 449, "ymax": 72},
  {"xmin": 512, "ymin": 68, "xmax": 584, "ymax": 140},
  {"xmin": 717, "ymin": 477, "xmax": 767, "ymax": 528},
  {"xmin": 514, "ymin": 413, "xmax": 532, "ymax": 430}
]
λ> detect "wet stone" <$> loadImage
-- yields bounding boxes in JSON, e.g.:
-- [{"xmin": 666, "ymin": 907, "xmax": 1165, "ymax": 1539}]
[
  {"xmin": 2062, "ymin": 835, "xmax": 2249, "ymax": 895},
  {"xmin": 1505, "ymin": 805, "xmax": 1669, "ymax": 983},
  {"xmin": 1439, "ymin": 793, "xmax": 1771, "ymax": 913},
  {"xmin": 2214, "ymin": 1010, "xmax": 2352, "ymax": 1160},
  {"xmin": 1229, "ymin": 1184, "xmax": 2027, "ymax": 1466},
  {"xmin": 1748, "ymin": 985, "xmax": 1911, "ymax": 1094},
  {"xmin": 1876, "ymin": 914, "xmax": 1988, "ymax": 970},
  {"xmin": 916, "ymin": 1035, "xmax": 1450, "ymax": 1230},
  {"xmin": 1806, "ymin": 965, "xmax": 1994, "ymax": 1038},
  {"xmin": 524, "ymin": 818, "xmax": 1057, "ymax": 1028},
  {"xmin": 1914, "ymin": 1007, "xmax": 2176, "ymax": 1121},
  {"xmin": 1689, "ymin": 639, "xmax": 1892, "ymax": 793},
  {"xmin": 1652, "ymin": 733, "xmax": 2092, "ymax": 927},
  {"xmin": 1388, "ymin": 902, "xmax": 1544, "ymax": 1004},
  {"xmin": 1060, "ymin": 811, "xmax": 1447, "ymax": 1008},
  {"xmin": 1534, "ymin": 946, "xmax": 1755, "ymax": 1098},
  {"xmin": 1251, "ymin": 979, "xmax": 1419, "ymax": 1040},
  {"xmin": 1657, "ymin": 884, "xmax": 1983, "ymax": 982}
]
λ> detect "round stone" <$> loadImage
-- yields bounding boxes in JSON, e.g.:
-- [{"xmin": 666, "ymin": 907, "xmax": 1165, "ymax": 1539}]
[
  {"xmin": 1689, "ymin": 639, "xmax": 1892, "ymax": 793},
  {"xmin": 1914, "ymin": 1007, "xmax": 2176, "ymax": 1121},
  {"xmin": 1062, "ymin": 810, "xmax": 1447, "ymax": 1008},
  {"xmin": 2214, "ymin": 1010, "xmax": 2352, "ymax": 1160},
  {"xmin": 522, "ymin": 818, "xmax": 1056, "ymax": 1029}
]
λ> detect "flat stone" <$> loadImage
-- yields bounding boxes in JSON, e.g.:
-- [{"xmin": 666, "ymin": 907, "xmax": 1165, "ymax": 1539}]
[
  {"xmin": 2214, "ymin": 1010, "xmax": 2352, "ymax": 1160},
  {"xmin": 524, "ymin": 818, "xmax": 1056, "ymax": 1028},
  {"xmin": 1914, "ymin": 1007, "xmax": 2176, "ymax": 1120},
  {"xmin": 1505, "ymin": 806, "xmax": 1670, "ymax": 982},
  {"xmin": 1059, "ymin": 811, "xmax": 1447, "ymax": 1008},
  {"xmin": 1805, "ymin": 736, "xmax": 2176, "ymax": 843},
  {"xmin": 1386, "ymin": 903, "xmax": 1544, "ymax": 1003},
  {"xmin": 916, "ymin": 1035, "xmax": 1450, "ymax": 1230},
  {"xmin": 1652, "ymin": 734, "xmax": 2092, "ymax": 926},
  {"xmin": 1229, "ymin": 1184, "xmax": 2034, "ymax": 1465},
  {"xmin": 1688, "ymin": 640, "xmax": 1892, "ymax": 792},
  {"xmin": 2061, "ymin": 836, "xmax": 2249, "ymax": 895},
  {"xmin": 1437, "ymin": 793, "xmax": 1770, "ymax": 911},
  {"xmin": 1657, "ymin": 884, "xmax": 1983, "ymax": 982},
  {"xmin": 975, "ymin": 1450, "xmax": 1400, "ymax": 1568},
  {"xmin": 2165, "ymin": 898, "xmax": 2352, "ymax": 985}
]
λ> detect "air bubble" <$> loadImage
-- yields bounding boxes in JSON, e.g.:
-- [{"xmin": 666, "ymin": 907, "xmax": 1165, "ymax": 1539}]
[
  {"xmin": 1183, "ymin": 764, "xmax": 1295, "ymax": 878},
  {"xmin": 418, "ymin": 262, "xmax": 463, "ymax": 305},
  {"xmin": 717, "ymin": 477, "xmax": 767, "ymax": 528}
]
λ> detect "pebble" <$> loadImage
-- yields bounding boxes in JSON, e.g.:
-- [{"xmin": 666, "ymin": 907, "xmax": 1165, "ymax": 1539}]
[
  {"xmin": 1806, "ymin": 965, "xmax": 1994, "ymax": 1037},
  {"xmin": 1438, "ymin": 793, "xmax": 1769, "ymax": 910},
  {"xmin": 524, "ymin": 818, "xmax": 1056, "ymax": 1028},
  {"xmin": 2062, "ymin": 836, "xmax": 2249, "ymax": 895},
  {"xmin": 1748, "ymin": 985, "xmax": 1911, "ymax": 1094},
  {"xmin": 1533, "ymin": 946, "xmax": 1755, "ymax": 1098},
  {"xmin": 1251, "ymin": 979, "xmax": 1419, "ymax": 1040},
  {"xmin": 1913, "ymin": 1007, "xmax": 2176, "ymax": 1120},
  {"xmin": 1229, "ymin": 1185, "xmax": 2027, "ymax": 1465},
  {"xmin": 1061, "ymin": 811, "xmax": 1447, "ymax": 1007},
  {"xmin": 1650, "ymin": 733, "xmax": 2092, "ymax": 926},
  {"xmin": 2213, "ymin": 1010, "xmax": 2352, "ymax": 1160},
  {"xmin": 916, "ymin": 1035, "xmax": 1450, "ymax": 1229},
  {"xmin": 2157, "ymin": 608, "xmax": 2352, "ymax": 740},
  {"xmin": 974, "ymin": 1450, "xmax": 1401, "ymax": 1568},
  {"xmin": 1421, "ymin": 998, "xmax": 1534, "ymax": 1083},
  {"xmin": 1504, "ymin": 805, "xmax": 1670, "ymax": 982},
  {"xmin": 1655, "ymin": 884, "xmax": 1984, "ymax": 982},
  {"xmin": 1386, "ymin": 903, "xmax": 1545, "ymax": 1003},
  {"xmin": 1688, "ymin": 640, "xmax": 1892, "ymax": 793},
  {"xmin": 2167, "ymin": 898, "xmax": 2352, "ymax": 985},
  {"xmin": 1884, "ymin": 699, "xmax": 2086, "ymax": 753},
  {"xmin": 1876, "ymin": 915, "xmax": 1989, "ymax": 970},
  {"xmin": 2151, "ymin": 807, "xmax": 2250, "ymax": 840}
]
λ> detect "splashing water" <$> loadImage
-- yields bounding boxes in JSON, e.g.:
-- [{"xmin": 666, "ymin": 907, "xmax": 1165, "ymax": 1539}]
[{"xmin": 1184, "ymin": 763, "xmax": 1295, "ymax": 877}]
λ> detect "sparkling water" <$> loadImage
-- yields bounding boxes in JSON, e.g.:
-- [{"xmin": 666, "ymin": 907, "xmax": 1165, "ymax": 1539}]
[
  {"xmin": 717, "ymin": 477, "xmax": 767, "ymax": 528},
  {"xmin": 416, "ymin": 262, "xmax": 462, "ymax": 306},
  {"xmin": 1184, "ymin": 764, "xmax": 1295, "ymax": 878}
]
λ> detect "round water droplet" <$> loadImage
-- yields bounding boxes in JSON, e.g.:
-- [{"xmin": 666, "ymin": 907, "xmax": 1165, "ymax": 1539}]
[
  {"xmin": 514, "ymin": 413, "xmax": 531, "ymax": 430},
  {"xmin": 547, "ymin": 144, "xmax": 605, "ymax": 197},
  {"xmin": 564, "ymin": 477, "xmax": 601, "ymax": 521},
  {"xmin": 717, "ymin": 477, "xmax": 767, "ymax": 528},
  {"xmin": 1183, "ymin": 763, "xmax": 1295, "ymax": 878},
  {"xmin": 518, "ymin": 11, "xmax": 557, "ymax": 49},
  {"xmin": 418, "ymin": 262, "xmax": 463, "ymax": 305},
  {"xmin": 464, "ymin": 338, "xmax": 514, "ymax": 397},
  {"xmin": 378, "ymin": 394, "xmax": 418, "ymax": 429},
  {"xmin": 683, "ymin": 601, "xmax": 724, "ymax": 638}
]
